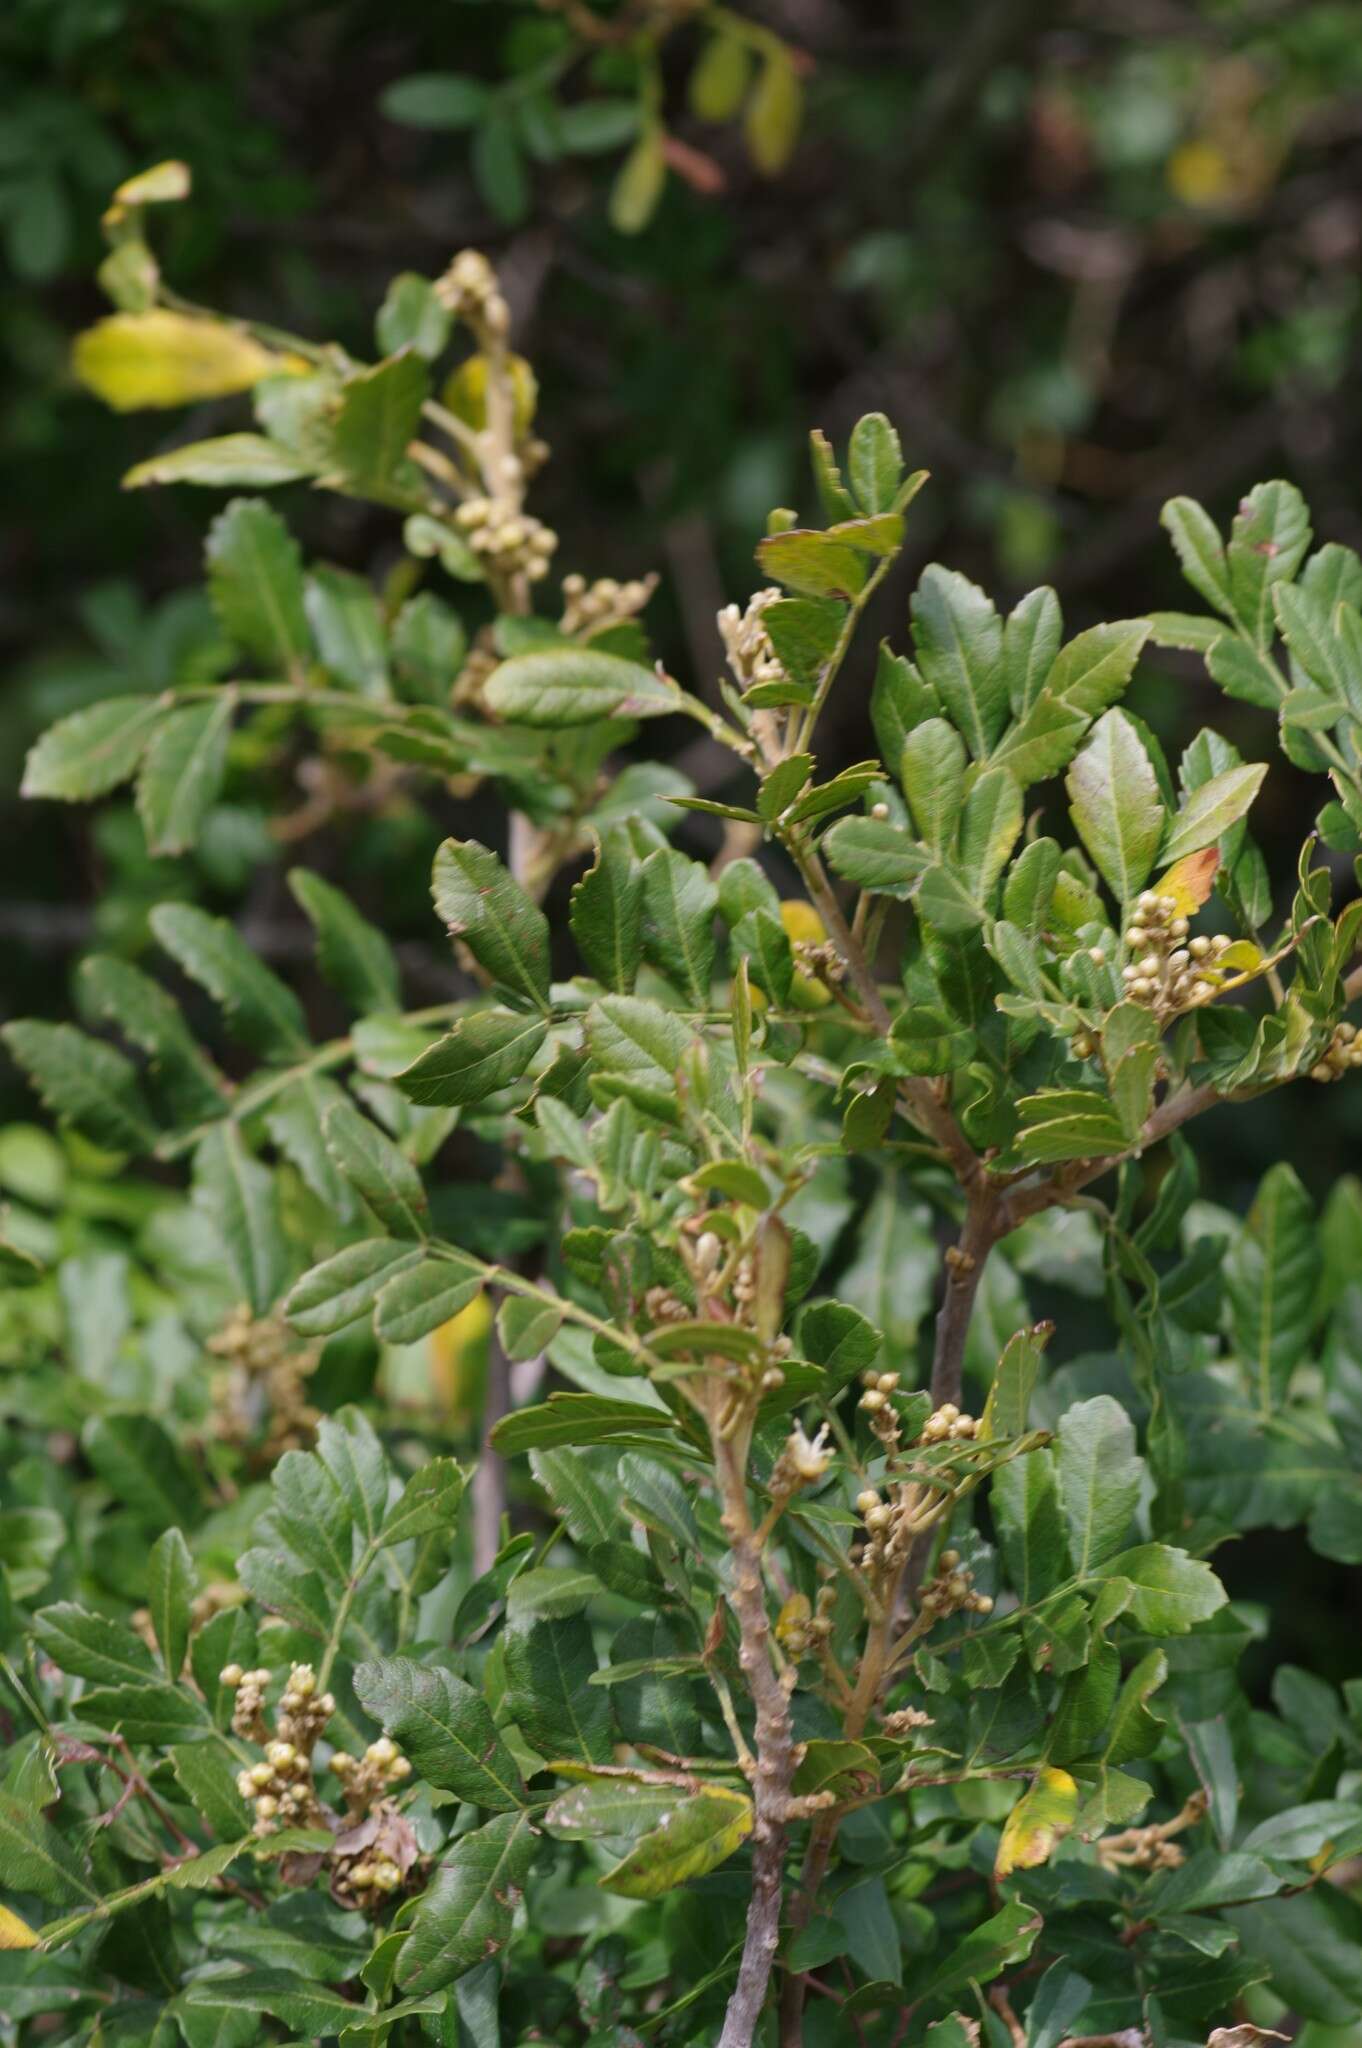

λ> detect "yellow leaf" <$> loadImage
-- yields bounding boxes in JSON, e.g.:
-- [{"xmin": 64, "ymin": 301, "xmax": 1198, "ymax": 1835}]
[
  {"xmin": 114, "ymin": 161, "xmax": 192, "ymax": 207},
  {"xmin": 429, "ymin": 1291, "xmax": 493, "ymax": 1421},
  {"xmin": 72, "ymin": 312, "xmax": 287, "ymax": 412},
  {"xmin": 775, "ymin": 1593, "xmax": 812, "ymax": 1645},
  {"xmin": 779, "ymin": 900, "xmax": 833, "ymax": 1010},
  {"xmin": 440, "ymin": 353, "xmax": 538, "ymax": 438},
  {"xmin": 1167, "ymin": 139, "xmax": 1232, "ymax": 208},
  {"xmin": 0, "ymin": 1902, "xmax": 39, "ymax": 1949},
  {"xmin": 994, "ymin": 1767, "xmax": 1078, "ymax": 1879},
  {"xmin": 745, "ymin": 49, "xmax": 803, "ymax": 176},
  {"xmin": 1216, "ymin": 940, "xmax": 1263, "ymax": 974},
  {"xmin": 1156, "ymin": 846, "xmax": 1220, "ymax": 915}
]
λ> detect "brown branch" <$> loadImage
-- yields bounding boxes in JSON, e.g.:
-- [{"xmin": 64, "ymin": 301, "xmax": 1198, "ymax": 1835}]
[
  {"xmin": 713, "ymin": 1424, "xmax": 798, "ymax": 2048},
  {"xmin": 930, "ymin": 1180, "xmax": 1005, "ymax": 1409}
]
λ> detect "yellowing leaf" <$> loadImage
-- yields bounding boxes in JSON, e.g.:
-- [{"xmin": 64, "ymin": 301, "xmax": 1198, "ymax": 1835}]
[
  {"xmin": 441, "ymin": 353, "xmax": 538, "ymax": 437},
  {"xmin": 994, "ymin": 1767, "xmax": 1078, "ymax": 1878},
  {"xmin": 0, "ymin": 1902, "xmax": 39, "ymax": 1949},
  {"xmin": 429, "ymin": 1291, "xmax": 493, "ymax": 1422},
  {"xmin": 600, "ymin": 1788, "xmax": 753, "ymax": 1899},
  {"xmin": 114, "ymin": 161, "xmax": 192, "ymax": 207},
  {"xmin": 72, "ymin": 312, "xmax": 295, "ymax": 412},
  {"xmin": 1217, "ymin": 940, "xmax": 1263, "ymax": 974},
  {"xmin": 1156, "ymin": 845, "xmax": 1220, "ymax": 915}
]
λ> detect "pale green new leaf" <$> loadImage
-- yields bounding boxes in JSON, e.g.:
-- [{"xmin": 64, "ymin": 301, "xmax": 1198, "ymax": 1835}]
[
  {"xmin": 1160, "ymin": 762, "xmax": 1267, "ymax": 865},
  {"xmin": 1056, "ymin": 1395, "xmax": 1143, "ymax": 1574},
  {"xmin": 205, "ymin": 497, "xmax": 310, "ymax": 672},
  {"xmin": 910, "ymin": 564, "xmax": 1007, "ymax": 758},
  {"xmin": 1066, "ymin": 709, "xmax": 1165, "ymax": 904},
  {"xmin": 332, "ymin": 351, "xmax": 428, "ymax": 497},
  {"xmin": 641, "ymin": 847, "xmax": 717, "ymax": 1004},
  {"xmin": 484, "ymin": 647, "xmax": 677, "ymax": 726},
  {"xmin": 431, "ymin": 838, "xmax": 551, "ymax": 1011},
  {"xmin": 22, "ymin": 694, "xmax": 164, "ymax": 802}
]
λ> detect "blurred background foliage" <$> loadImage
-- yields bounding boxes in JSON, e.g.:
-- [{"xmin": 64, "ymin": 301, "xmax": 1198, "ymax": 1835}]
[{"xmin": 4, "ymin": 0, "xmax": 1362, "ymax": 1235}]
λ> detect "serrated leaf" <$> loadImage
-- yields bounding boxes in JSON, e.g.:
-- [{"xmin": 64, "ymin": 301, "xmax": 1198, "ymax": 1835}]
[
  {"xmin": 193, "ymin": 1124, "xmax": 289, "ymax": 1314},
  {"xmin": 331, "ymin": 351, "xmax": 428, "ymax": 497},
  {"xmin": 503, "ymin": 1614, "xmax": 613, "ymax": 1764},
  {"xmin": 431, "ymin": 839, "xmax": 551, "ymax": 1011},
  {"xmin": 1049, "ymin": 619, "xmax": 1151, "ymax": 715},
  {"xmin": 375, "ymin": 1253, "xmax": 484, "ymax": 1344},
  {"xmin": 396, "ymin": 1011, "xmax": 547, "ymax": 1107},
  {"xmin": 1056, "ymin": 1395, "xmax": 1142, "ymax": 1573},
  {"xmin": 305, "ymin": 564, "xmax": 391, "ymax": 698},
  {"xmin": 570, "ymin": 829, "xmax": 643, "ymax": 992},
  {"xmin": 0, "ymin": 1792, "xmax": 96, "ymax": 1905},
  {"xmin": 123, "ymin": 432, "xmax": 311, "ymax": 488},
  {"xmin": 32, "ymin": 1601, "xmax": 159, "ymax": 1687},
  {"xmin": 151, "ymin": 901, "xmax": 309, "ymax": 1059},
  {"xmin": 847, "ymin": 412, "xmax": 904, "ymax": 515},
  {"xmin": 146, "ymin": 1526, "xmax": 196, "ymax": 1680},
  {"xmin": 1226, "ymin": 1163, "xmax": 1320, "ymax": 1416},
  {"xmin": 1003, "ymin": 585, "xmax": 1063, "ymax": 713},
  {"xmin": 205, "ymin": 497, "xmax": 310, "ymax": 674},
  {"xmin": 1161, "ymin": 496, "xmax": 1234, "ymax": 617},
  {"xmin": 287, "ymin": 868, "xmax": 400, "ymax": 1016},
  {"xmin": 901, "ymin": 716, "xmax": 964, "ymax": 853},
  {"xmin": 22, "ymin": 694, "xmax": 164, "ymax": 801},
  {"xmin": 380, "ymin": 1456, "xmax": 465, "ymax": 1547},
  {"xmin": 1066, "ymin": 708, "xmax": 1165, "ymax": 904},
  {"xmin": 484, "ymin": 647, "xmax": 677, "ymax": 725},
  {"xmin": 78, "ymin": 952, "xmax": 226, "ymax": 1124},
  {"xmin": 83, "ymin": 1412, "xmax": 203, "ymax": 1530},
  {"xmin": 2, "ymin": 1020, "xmax": 158, "ymax": 1153},
  {"xmin": 355, "ymin": 1657, "xmax": 524, "ymax": 1810},
  {"xmin": 641, "ymin": 848, "xmax": 717, "ymax": 1004},
  {"xmin": 1097, "ymin": 1545, "xmax": 1227, "ymax": 1632},
  {"xmin": 910, "ymin": 564, "xmax": 1006, "ymax": 759},
  {"xmin": 286, "ymin": 1238, "xmax": 423, "ymax": 1337},
  {"xmin": 323, "ymin": 1101, "xmax": 428, "ymax": 1239},
  {"xmin": 822, "ymin": 816, "xmax": 928, "ymax": 898},
  {"xmin": 1161, "ymin": 762, "xmax": 1267, "ymax": 864},
  {"xmin": 396, "ymin": 1811, "xmax": 536, "ymax": 1995}
]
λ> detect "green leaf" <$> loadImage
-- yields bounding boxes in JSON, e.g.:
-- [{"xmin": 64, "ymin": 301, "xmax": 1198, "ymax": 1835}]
[
  {"xmin": 83, "ymin": 1411, "xmax": 203, "ymax": 1529},
  {"xmin": 354, "ymin": 1657, "xmax": 525, "ymax": 1810},
  {"xmin": 380, "ymin": 1456, "xmax": 465, "ymax": 1547},
  {"xmin": 1225, "ymin": 1889, "xmax": 1362, "ymax": 2023},
  {"xmin": 323, "ymin": 1101, "xmax": 428, "ymax": 1239},
  {"xmin": 193, "ymin": 1124, "xmax": 289, "ymax": 1314},
  {"xmin": 375, "ymin": 1253, "xmax": 484, "ymax": 1344},
  {"xmin": 375, "ymin": 272, "xmax": 453, "ymax": 358},
  {"xmin": 332, "ymin": 352, "xmax": 428, "ymax": 498},
  {"xmin": 2, "ymin": 1020, "xmax": 158, "ymax": 1153},
  {"xmin": 1056, "ymin": 1395, "xmax": 1142, "ymax": 1573},
  {"xmin": 286, "ymin": 1238, "xmax": 423, "ymax": 1337},
  {"xmin": 1161, "ymin": 496, "xmax": 1234, "ymax": 618},
  {"xmin": 490, "ymin": 1392, "xmax": 675, "ymax": 1454},
  {"xmin": 77, "ymin": 953, "xmax": 226, "ymax": 1124},
  {"xmin": 1066, "ymin": 708, "xmax": 1165, "ymax": 903},
  {"xmin": 32, "ymin": 1601, "xmax": 159, "ymax": 1687},
  {"xmin": 391, "ymin": 591, "xmax": 467, "ymax": 703},
  {"xmin": 847, "ymin": 412, "xmax": 904, "ymax": 515},
  {"xmin": 910, "ymin": 564, "xmax": 1007, "ymax": 759},
  {"xmin": 305, "ymin": 564, "xmax": 391, "ymax": 698},
  {"xmin": 641, "ymin": 848, "xmax": 717, "ymax": 1004},
  {"xmin": 205, "ymin": 497, "xmax": 310, "ymax": 672},
  {"xmin": 982, "ymin": 1323, "xmax": 1049, "ymax": 1440},
  {"xmin": 1015, "ymin": 1088, "xmax": 1127, "ymax": 1165},
  {"xmin": 22, "ymin": 694, "xmax": 163, "ymax": 801},
  {"xmin": 544, "ymin": 1777, "xmax": 679, "ymax": 1840},
  {"xmin": 1161, "ymin": 762, "xmax": 1267, "ymax": 864},
  {"xmin": 381, "ymin": 73, "xmax": 489, "ymax": 128},
  {"xmin": 822, "ymin": 816, "xmax": 928, "ymax": 898},
  {"xmin": 1226, "ymin": 1163, "xmax": 1320, "ymax": 1416},
  {"xmin": 756, "ymin": 527, "xmax": 869, "ymax": 598},
  {"xmin": 959, "ymin": 766, "xmax": 1023, "ymax": 902},
  {"xmin": 610, "ymin": 127, "xmax": 667, "ymax": 234},
  {"xmin": 397, "ymin": 1811, "xmax": 536, "ymax": 1995},
  {"xmin": 431, "ymin": 839, "xmax": 551, "ymax": 1011},
  {"xmin": 498, "ymin": 1292, "xmax": 563, "ymax": 1361},
  {"xmin": 1098, "ymin": 1544, "xmax": 1226, "ymax": 1632},
  {"xmin": 146, "ymin": 1526, "xmax": 196, "ymax": 1680},
  {"xmin": 0, "ymin": 1793, "xmax": 96, "ymax": 1905},
  {"xmin": 745, "ymin": 46, "xmax": 803, "ymax": 174},
  {"xmin": 570, "ymin": 829, "xmax": 644, "ymax": 993},
  {"xmin": 530, "ymin": 1447, "xmax": 619, "ymax": 1547},
  {"xmin": 1049, "ymin": 619, "xmax": 1151, "ymax": 716},
  {"xmin": 906, "ymin": 1899, "xmax": 1041, "ymax": 2006},
  {"xmin": 601, "ymin": 1788, "xmax": 753, "ymax": 1898},
  {"xmin": 288, "ymin": 869, "xmax": 401, "ymax": 1016},
  {"xmin": 484, "ymin": 647, "xmax": 677, "ymax": 725},
  {"xmin": 396, "ymin": 1012, "xmax": 547, "ymax": 1107},
  {"xmin": 1003, "ymin": 585, "xmax": 1063, "ymax": 713},
  {"xmin": 901, "ymin": 717, "xmax": 965, "ymax": 854},
  {"xmin": 123, "ymin": 432, "xmax": 311, "ymax": 489},
  {"xmin": 1228, "ymin": 480, "xmax": 1311, "ymax": 646},
  {"xmin": 1103, "ymin": 1648, "xmax": 1168, "ymax": 1766},
  {"xmin": 585, "ymin": 995, "xmax": 695, "ymax": 1120},
  {"xmin": 264, "ymin": 1074, "xmax": 362, "ymax": 1224},
  {"xmin": 503, "ymin": 1614, "xmax": 614, "ymax": 1763},
  {"xmin": 151, "ymin": 902, "xmax": 309, "ymax": 1059}
]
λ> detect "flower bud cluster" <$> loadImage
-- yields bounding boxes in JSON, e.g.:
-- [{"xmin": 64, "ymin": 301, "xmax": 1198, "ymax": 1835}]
[
  {"xmin": 882, "ymin": 1704, "xmax": 933, "ymax": 1739},
  {"xmin": 790, "ymin": 939, "xmax": 846, "ymax": 989},
  {"xmin": 1097, "ymin": 1820, "xmax": 1187, "ymax": 1872},
  {"xmin": 560, "ymin": 571, "xmax": 658, "ymax": 638},
  {"xmin": 918, "ymin": 1548, "xmax": 993, "ymax": 1621},
  {"xmin": 858, "ymin": 1369, "xmax": 906, "ymax": 1450},
  {"xmin": 208, "ymin": 1305, "xmax": 319, "ymax": 1463},
  {"xmin": 718, "ymin": 587, "xmax": 787, "ymax": 693},
  {"xmin": 330, "ymin": 1735, "xmax": 413, "ymax": 1816},
  {"xmin": 1309, "ymin": 1020, "xmax": 1362, "ymax": 1083},
  {"xmin": 433, "ymin": 250, "xmax": 509, "ymax": 338},
  {"xmin": 1121, "ymin": 892, "xmax": 1230, "ymax": 1018},
  {"xmin": 453, "ymin": 496, "xmax": 558, "ymax": 583},
  {"xmin": 919, "ymin": 1402, "xmax": 978, "ymax": 1445},
  {"xmin": 224, "ymin": 1661, "xmax": 336, "ymax": 1837}
]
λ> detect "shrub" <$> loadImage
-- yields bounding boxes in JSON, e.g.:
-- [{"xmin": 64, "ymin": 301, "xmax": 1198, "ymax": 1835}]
[{"xmin": 4, "ymin": 169, "xmax": 1362, "ymax": 2048}]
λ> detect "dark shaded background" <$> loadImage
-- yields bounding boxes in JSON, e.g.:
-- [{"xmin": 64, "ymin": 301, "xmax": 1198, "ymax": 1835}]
[
  {"xmin": 2, "ymin": 0, "xmax": 1360, "ymax": 1688},
  {"xmin": 4, "ymin": 0, "xmax": 1362, "ymax": 1178}
]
